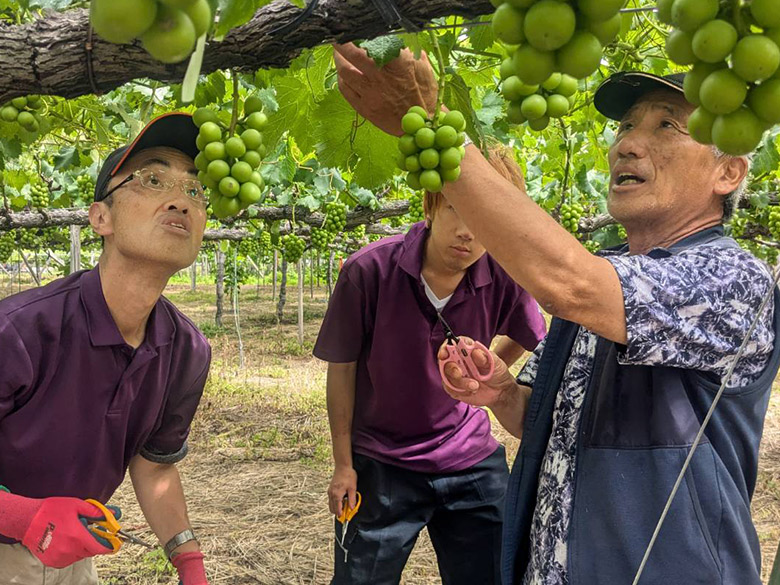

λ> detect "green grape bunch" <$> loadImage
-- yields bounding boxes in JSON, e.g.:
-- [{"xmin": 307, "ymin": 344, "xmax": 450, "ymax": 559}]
[
  {"xmin": 0, "ymin": 95, "xmax": 46, "ymax": 136},
  {"xmin": 502, "ymin": 71, "xmax": 579, "ymax": 131},
  {"xmin": 238, "ymin": 236, "xmax": 260, "ymax": 258},
  {"xmin": 408, "ymin": 192, "xmax": 425, "ymax": 223},
  {"xmin": 38, "ymin": 227, "xmax": 60, "ymax": 247},
  {"xmin": 583, "ymin": 240, "xmax": 601, "ymax": 253},
  {"xmin": 491, "ymin": 0, "xmax": 625, "ymax": 89},
  {"xmin": 311, "ymin": 227, "xmax": 334, "ymax": 251},
  {"xmin": 281, "ymin": 233, "xmax": 306, "ymax": 264},
  {"xmin": 76, "ymin": 175, "xmax": 96, "ymax": 199},
  {"xmin": 260, "ymin": 231, "xmax": 272, "ymax": 256},
  {"xmin": 90, "ymin": 0, "xmax": 213, "ymax": 64},
  {"xmin": 193, "ymin": 96, "xmax": 268, "ymax": 220},
  {"xmin": 0, "ymin": 232, "xmax": 14, "ymax": 263},
  {"xmin": 661, "ymin": 0, "xmax": 780, "ymax": 155},
  {"xmin": 15, "ymin": 229, "xmax": 37, "ymax": 250},
  {"xmin": 559, "ymin": 202, "xmax": 584, "ymax": 233},
  {"xmin": 768, "ymin": 206, "xmax": 780, "ymax": 240},
  {"xmin": 30, "ymin": 184, "xmax": 49, "ymax": 209},
  {"xmin": 324, "ymin": 201, "xmax": 348, "ymax": 234},
  {"xmin": 351, "ymin": 224, "xmax": 367, "ymax": 240},
  {"xmin": 397, "ymin": 107, "xmax": 469, "ymax": 192}
]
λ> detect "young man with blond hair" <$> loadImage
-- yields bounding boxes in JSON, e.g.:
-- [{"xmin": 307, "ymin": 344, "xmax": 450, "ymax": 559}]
[{"xmin": 314, "ymin": 148, "xmax": 546, "ymax": 585}]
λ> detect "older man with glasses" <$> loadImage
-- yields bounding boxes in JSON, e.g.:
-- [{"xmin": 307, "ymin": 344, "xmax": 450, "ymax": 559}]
[
  {"xmin": 0, "ymin": 113, "xmax": 212, "ymax": 585},
  {"xmin": 333, "ymin": 44, "xmax": 779, "ymax": 585}
]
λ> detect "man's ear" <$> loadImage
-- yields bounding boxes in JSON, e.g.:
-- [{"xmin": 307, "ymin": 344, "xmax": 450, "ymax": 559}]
[
  {"xmin": 713, "ymin": 155, "xmax": 749, "ymax": 197},
  {"xmin": 88, "ymin": 201, "xmax": 114, "ymax": 238}
]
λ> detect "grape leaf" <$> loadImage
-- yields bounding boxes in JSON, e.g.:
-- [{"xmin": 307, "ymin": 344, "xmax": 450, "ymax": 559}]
[
  {"xmin": 753, "ymin": 132, "xmax": 780, "ymax": 177},
  {"xmin": 467, "ymin": 17, "xmax": 495, "ymax": 53},
  {"xmin": 53, "ymin": 147, "xmax": 79, "ymax": 170},
  {"xmin": 215, "ymin": 0, "xmax": 275, "ymax": 38},
  {"xmin": 359, "ymin": 35, "xmax": 406, "ymax": 68},
  {"xmin": 314, "ymin": 90, "xmax": 398, "ymax": 189}
]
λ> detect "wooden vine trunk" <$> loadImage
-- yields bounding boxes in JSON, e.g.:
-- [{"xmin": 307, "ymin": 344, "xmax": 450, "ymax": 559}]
[
  {"xmin": 272, "ymin": 250, "xmax": 278, "ymax": 301},
  {"xmin": 276, "ymin": 257, "xmax": 287, "ymax": 324},
  {"xmin": 327, "ymin": 251, "xmax": 334, "ymax": 301},
  {"xmin": 69, "ymin": 225, "xmax": 80, "ymax": 274},
  {"xmin": 298, "ymin": 259, "xmax": 304, "ymax": 346},
  {"xmin": 215, "ymin": 247, "xmax": 225, "ymax": 328}
]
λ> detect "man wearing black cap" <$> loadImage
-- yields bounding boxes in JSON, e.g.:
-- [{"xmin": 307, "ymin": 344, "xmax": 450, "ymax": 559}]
[
  {"xmin": 333, "ymin": 44, "xmax": 779, "ymax": 585},
  {"xmin": 0, "ymin": 113, "xmax": 211, "ymax": 585}
]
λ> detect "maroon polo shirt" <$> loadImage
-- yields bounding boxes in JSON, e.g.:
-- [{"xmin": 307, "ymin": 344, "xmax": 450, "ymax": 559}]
[
  {"xmin": 314, "ymin": 222, "xmax": 546, "ymax": 473},
  {"xmin": 0, "ymin": 267, "xmax": 210, "ymax": 543}
]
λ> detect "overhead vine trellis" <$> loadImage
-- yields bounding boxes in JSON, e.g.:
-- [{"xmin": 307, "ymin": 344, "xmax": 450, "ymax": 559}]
[
  {"xmin": 0, "ymin": 0, "xmax": 495, "ymax": 104},
  {"xmin": 0, "ymin": 201, "xmax": 617, "ymax": 238}
]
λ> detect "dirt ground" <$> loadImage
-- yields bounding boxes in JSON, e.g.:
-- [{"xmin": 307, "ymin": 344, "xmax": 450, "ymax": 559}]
[{"xmin": 2, "ymin": 276, "xmax": 779, "ymax": 584}]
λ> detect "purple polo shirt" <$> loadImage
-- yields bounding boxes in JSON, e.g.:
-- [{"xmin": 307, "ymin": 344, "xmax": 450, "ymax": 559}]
[
  {"xmin": 314, "ymin": 222, "xmax": 546, "ymax": 473},
  {"xmin": 0, "ymin": 267, "xmax": 210, "ymax": 543}
]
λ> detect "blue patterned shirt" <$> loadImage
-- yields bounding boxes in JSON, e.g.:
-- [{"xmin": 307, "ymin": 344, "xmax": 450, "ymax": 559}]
[{"xmin": 519, "ymin": 239, "xmax": 776, "ymax": 585}]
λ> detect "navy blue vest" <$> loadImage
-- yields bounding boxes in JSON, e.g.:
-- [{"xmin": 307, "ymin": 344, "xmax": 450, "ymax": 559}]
[{"xmin": 502, "ymin": 228, "xmax": 780, "ymax": 585}]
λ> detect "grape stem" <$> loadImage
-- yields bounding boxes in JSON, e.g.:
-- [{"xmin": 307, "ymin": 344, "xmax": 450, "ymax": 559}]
[
  {"xmin": 731, "ymin": 0, "xmax": 748, "ymax": 38},
  {"xmin": 229, "ymin": 70, "xmax": 240, "ymax": 137},
  {"xmin": 428, "ymin": 30, "xmax": 446, "ymax": 116},
  {"xmin": 557, "ymin": 121, "xmax": 572, "ymax": 215}
]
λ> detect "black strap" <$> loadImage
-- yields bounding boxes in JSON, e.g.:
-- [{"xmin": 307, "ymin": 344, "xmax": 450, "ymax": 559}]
[
  {"xmin": 269, "ymin": 0, "xmax": 321, "ymax": 36},
  {"xmin": 371, "ymin": 0, "xmax": 406, "ymax": 28},
  {"xmin": 270, "ymin": 0, "xmax": 418, "ymax": 37}
]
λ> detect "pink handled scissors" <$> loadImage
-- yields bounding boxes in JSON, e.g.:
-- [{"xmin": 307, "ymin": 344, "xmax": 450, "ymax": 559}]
[{"xmin": 437, "ymin": 313, "xmax": 495, "ymax": 391}]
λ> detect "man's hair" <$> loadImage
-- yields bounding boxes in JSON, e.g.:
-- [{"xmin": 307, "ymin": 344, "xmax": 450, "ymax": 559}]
[
  {"xmin": 712, "ymin": 146, "xmax": 752, "ymax": 220},
  {"xmin": 423, "ymin": 141, "xmax": 526, "ymax": 223}
]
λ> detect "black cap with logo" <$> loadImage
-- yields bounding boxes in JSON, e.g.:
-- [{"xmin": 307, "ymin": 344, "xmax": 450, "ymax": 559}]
[
  {"xmin": 594, "ymin": 71, "xmax": 687, "ymax": 121},
  {"xmin": 94, "ymin": 112, "xmax": 199, "ymax": 202}
]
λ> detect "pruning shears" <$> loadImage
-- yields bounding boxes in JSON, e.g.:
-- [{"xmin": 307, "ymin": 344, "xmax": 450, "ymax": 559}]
[
  {"xmin": 437, "ymin": 312, "xmax": 495, "ymax": 390},
  {"xmin": 85, "ymin": 499, "xmax": 155, "ymax": 552},
  {"xmin": 335, "ymin": 492, "xmax": 362, "ymax": 563}
]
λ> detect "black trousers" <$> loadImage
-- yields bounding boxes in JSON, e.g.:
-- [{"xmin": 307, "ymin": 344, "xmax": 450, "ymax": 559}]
[{"xmin": 332, "ymin": 446, "xmax": 509, "ymax": 585}]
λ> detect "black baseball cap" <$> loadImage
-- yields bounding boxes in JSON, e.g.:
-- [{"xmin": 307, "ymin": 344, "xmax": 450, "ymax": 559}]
[
  {"xmin": 94, "ymin": 112, "xmax": 199, "ymax": 202},
  {"xmin": 594, "ymin": 72, "xmax": 686, "ymax": 121}
]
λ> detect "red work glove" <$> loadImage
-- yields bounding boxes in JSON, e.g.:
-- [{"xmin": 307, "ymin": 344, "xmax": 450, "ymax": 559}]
[
  {"xmin": 172, "ymin": 551, "xmax": 209, "ymax": 585},
  {"xmin": 0, "ymin": 490, "xmax": 116, "ymax": 568}
]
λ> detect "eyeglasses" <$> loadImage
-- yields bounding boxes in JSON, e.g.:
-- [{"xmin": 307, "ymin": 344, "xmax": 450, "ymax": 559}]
[{"xmin": 102, "ymin": 168, "xmax": 209, "ymax": 205}]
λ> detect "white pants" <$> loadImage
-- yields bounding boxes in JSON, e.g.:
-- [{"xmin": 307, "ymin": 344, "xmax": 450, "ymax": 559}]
[{"xmin": 0, "ymin": 544, "xmax": 98, "ymax": 585}]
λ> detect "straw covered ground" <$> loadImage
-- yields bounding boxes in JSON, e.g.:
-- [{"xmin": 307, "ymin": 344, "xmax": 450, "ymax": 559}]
[{"xmin": 1, "ymin": 276, "xmax": 777, "ymax": 584}]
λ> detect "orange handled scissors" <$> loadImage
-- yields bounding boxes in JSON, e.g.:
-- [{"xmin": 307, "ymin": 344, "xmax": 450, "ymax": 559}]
[
  {"xmin": 85, "ymin": 499, "xmax": 155, "ymax": 552},
  {"xmin": 336, "ymin": 492, "xmax": 362, "ymax": 563}
]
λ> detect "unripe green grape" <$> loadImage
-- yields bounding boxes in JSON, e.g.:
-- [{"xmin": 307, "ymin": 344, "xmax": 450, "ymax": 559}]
[
  {"xmin": 528, "ymin": 115, "xmax": 550, "ymax": 131},
  {"xmin": 240, "ymin": 128, "xmax": 263, "ymax": 151},
  {"xmin": 241, "ymin": 150, "xmax": 262, "ymax": 169},
  {"xmin": 225, "ymin": 136, "xmax": 247, "ymax": 158},
  {"xmin": 420, "ymin": 170, "xmax": 443, "ymax": 193},
  {"xmin": 402, "ymin": 113, "xmax": 427, "ymax": 134},
  {"xmin": 414, "ymin": 128, "xmax": 436, "ymax": 149},
  {"xmin": 405, "ymin": 155, "xmax": 422, "ymax": 172},
  {"xmin": 246, "ymin": 112, "xmax": 268, "ymax": 131},
  {"xmin": 219, "ymin": 176, "xmax": 240, "ymax": 198},
  {"xmin": 419, "ymin": 148, "xmax": 440, "ymax": 169},
  {"xmin": 208, "ymin": 159, "xmax": 231, "ymax": 181},
  {"xmin": 199, "ymin": 121, "xmax": 222, "ymax": 143}
]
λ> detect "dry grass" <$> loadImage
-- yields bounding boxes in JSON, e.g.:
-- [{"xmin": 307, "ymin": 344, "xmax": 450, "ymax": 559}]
[{"xmin": 2, "ymin": 276, "xmax": 778, "ymax": 584}]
